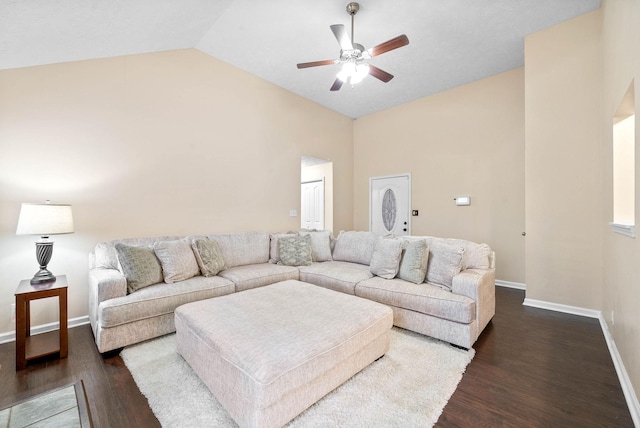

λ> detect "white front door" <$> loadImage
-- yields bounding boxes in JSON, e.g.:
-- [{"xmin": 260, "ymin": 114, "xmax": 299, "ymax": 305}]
[
  {"xmin": 301, "ymin": 179, "xmax": 325, "ymax": 230},
  {"xmin": 370, "ymin": 174, "xmax": 411, "ymax": 236}
]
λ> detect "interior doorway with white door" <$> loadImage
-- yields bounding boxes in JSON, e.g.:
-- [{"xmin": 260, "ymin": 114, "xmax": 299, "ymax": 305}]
[
  {"xmin": 370, "ymin": 174, "xmax": 411, "ymax": 236},
  {"xmin": 301, "ymin": 179, "xmax": 325, "ymax": 229}
]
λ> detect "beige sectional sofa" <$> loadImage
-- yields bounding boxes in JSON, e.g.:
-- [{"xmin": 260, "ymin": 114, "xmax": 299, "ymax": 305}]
[{"xmin": 88, "ymin": 230, "xmax": 495, "ymax": 353}]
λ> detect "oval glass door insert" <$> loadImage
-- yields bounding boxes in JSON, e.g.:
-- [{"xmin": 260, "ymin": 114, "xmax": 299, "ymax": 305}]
[{"xmin": 382, "ymin": 188, "xmax": 397, "ymax": 232}]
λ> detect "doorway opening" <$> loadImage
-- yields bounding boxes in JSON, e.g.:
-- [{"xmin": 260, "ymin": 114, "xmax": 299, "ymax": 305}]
[{"xmin": 301, "ymin": 156, "xmax": 333, "ymax": 232}]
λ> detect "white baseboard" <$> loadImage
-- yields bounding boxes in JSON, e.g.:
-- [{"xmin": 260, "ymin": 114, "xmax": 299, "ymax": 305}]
[
  {"xmin": 523, "ymin": 297, "xmax": 639, "ymax": 425},
  {"xmin": 0, "ymin": 315, "xmax": 90, "ymax": 345},
  {"xmin": 598, "ymin": 314, "xmax": 640, "ymax": 427},
  {"xmin": 495, "ymin": 280, "xmax": 526, "ymax": 290},
  {"xmin": 522, "ymin": 298, "xmax": 601, "ymax": 319}
]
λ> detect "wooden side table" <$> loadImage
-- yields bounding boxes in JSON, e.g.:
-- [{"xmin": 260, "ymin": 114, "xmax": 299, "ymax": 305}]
[{"xmin": 15, "ymin": 275, "xmax": 68, "ymax": 370}]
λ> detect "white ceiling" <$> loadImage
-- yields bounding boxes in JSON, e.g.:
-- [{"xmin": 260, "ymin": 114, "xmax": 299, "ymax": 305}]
[{"xmin": 0, "ymin": 0, "xmax": 601, "ymax": 118}]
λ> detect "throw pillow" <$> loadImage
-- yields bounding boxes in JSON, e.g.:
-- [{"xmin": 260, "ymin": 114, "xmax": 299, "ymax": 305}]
[
  {"xmin": 278, "ymin": 234, "xmax": 313, "ymax": 266},
  {"xmin": 153, "ymin": 239, "xmax": 200, "ymax": 284},
  {"xmin": 94, "ymin": 242, "xmax": 118, "ymax": 269},
  {"xmin": 369, "ymin": 237, "xmax": 403, "ymax": 279},
  {"xmin": 115, "ymin": 243, "xmax": 164, "ymax": 293},
  {"xmin": 397, "ymin": 239, "xmax": 429, "ymax": 284},
  {"xmin": 332, "ymin": 231, "xmax": 377, "ymax": 265},
  {"xmin": 298, "ymin": 230, "xmax": 333, "ymax": 262},
  {"xmin": 269, "ymin": 233, "xmax": 297, "ymax": 264},
  {"xmin": 191, "ymin": 238, "xmax": 225, "ymax": 277},
  {"xmin": 425, "ymin": 240, "xmax": 465, "ymax": 290}
]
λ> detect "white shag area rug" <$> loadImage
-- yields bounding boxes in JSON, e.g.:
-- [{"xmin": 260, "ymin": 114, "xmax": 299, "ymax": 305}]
[{"xmin": 121, "ymin": 327, "xmax": 474, "ymax": 427}]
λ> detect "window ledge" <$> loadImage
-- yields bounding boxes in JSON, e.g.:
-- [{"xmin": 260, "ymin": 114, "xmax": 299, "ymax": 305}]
[{"xmin": 609, "ymin": 222, "xmax": 636, "ymax": 238}]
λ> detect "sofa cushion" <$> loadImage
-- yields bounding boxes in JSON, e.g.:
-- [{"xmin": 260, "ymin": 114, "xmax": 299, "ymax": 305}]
[
  {"xmin": 397, "ymin": 239, "xmax": 429, "ymax": 284},
  {"xmin": 332, "ymin": 231, "xmax": 377, "ymax": 265},
  {"xmin": 269, "ymin": 233, "xmax": 297, "ymax": 264},
  {"xmin": 440, "ymin": 238, "xmax": 492, "ymax": 270},
  {"xmin": 99, "ymin": 275, "xmax": 235, "ymax": 328},
  {"xmin": 299, "ymin": 261, "xmax": 374, "ymax": 295},
  {"xmin": 209, "ymin": 232, "xmax": 270, "ymax": 268},
  {"xmin": 191, "ymin": 238, "xmax": 225, "ymax": 277},
  {"xmin": 115, "ymin": 244, "xmax": 164, "ymax": 293},
  {"xmin": 279, "ymin": 234, "xmax": 313, "ymax": 266},
  {"xmin": 154, "ymin": 239, "xmax": 200, "ymax": 284},
  {"xmin": 369, "ymin": 237, "xmax": 403, "ymax": 279},
  {"xmin": 426, "ymin": 240, "xmax": 465, "ymax": 290},
  {"xmin": 217, "ymin": 263, "xmax": 299, "ymax": 292},
  {"xmin": 355, "ymin": 277, "xmax": 475, "ymax": 324},
  {"xmin": 298, "ymin": 230, "xmax": 333, "ymax": 262}
]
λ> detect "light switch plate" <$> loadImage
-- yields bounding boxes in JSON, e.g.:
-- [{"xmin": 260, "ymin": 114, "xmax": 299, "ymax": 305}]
[{"xmin": 289, "ymin": 209, "xmax": 297, "ymax": 217}]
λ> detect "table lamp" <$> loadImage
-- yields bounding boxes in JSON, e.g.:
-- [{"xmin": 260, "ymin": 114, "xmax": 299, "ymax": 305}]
[{"xmin": 16, "ymin": 201, "xmax": 74, "ymax": 284}]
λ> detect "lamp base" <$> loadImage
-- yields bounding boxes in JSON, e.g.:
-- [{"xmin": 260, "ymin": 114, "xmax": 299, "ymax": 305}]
[{"xmin": 31, "ymin": 268, "xmax": 56, "ymax": 285}]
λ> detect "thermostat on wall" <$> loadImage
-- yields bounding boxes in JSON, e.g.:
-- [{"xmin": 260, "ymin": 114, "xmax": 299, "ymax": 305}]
[{"xmin": 455, "ymin": 196, "xmax": 470, "ymax": 206}]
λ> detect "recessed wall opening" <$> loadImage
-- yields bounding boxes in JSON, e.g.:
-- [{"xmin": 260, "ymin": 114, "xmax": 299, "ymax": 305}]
[{"xmin": 610, "ymin": 81, "xmax": 635, "ymax": 238}]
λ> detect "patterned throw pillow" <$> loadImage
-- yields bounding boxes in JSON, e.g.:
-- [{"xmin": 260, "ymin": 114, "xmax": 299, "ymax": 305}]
[
  {"xmin": 191, "ymin": 238, "xmax": 225, "ymax": 277},
  {"xmin": 397, "ymin": 239, "xmax": 429, "ymax": 284},
  {"xmin": 278, "ymin": 234, "xmax": 313, "ymax": 266},
  {"xmin": 115, "ymin": 244, "xmax": 164, "ymax": 293},
  {"xmin": 369, "ymin": 237, "xmax": 403, "ymax": 279},
  {"xmin": 269, "ymin": 233, "xmax": 297, "ymax": 264}
]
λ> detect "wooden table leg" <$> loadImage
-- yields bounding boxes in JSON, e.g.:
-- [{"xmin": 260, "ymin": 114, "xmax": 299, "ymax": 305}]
[
  {"xmin": 16, "ymin": 294, "xmax": 27, "ymax": 370},
  {"xmin": 59, "ymin": 288, "xmax": 68, "ymax": 359}
]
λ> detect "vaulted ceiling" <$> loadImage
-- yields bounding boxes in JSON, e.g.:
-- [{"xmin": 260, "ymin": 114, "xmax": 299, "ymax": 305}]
[{"xmin": 0, "ymin": 0, "xmax": 601, "ymax": 118}]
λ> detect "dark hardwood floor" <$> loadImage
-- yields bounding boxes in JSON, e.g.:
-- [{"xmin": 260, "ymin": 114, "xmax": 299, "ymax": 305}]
[{"xmin": 0, "ymin": 287, "xmax": 634, "ymax": 427}]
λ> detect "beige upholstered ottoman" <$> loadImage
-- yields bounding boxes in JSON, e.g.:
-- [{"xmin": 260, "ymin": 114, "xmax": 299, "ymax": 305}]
[{"xmin": 174, "ymin": 280, "xmax": 393, "ymax": 428}]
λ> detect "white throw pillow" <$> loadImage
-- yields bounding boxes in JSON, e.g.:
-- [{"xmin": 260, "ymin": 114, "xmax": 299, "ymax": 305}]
[
  {"xmin": 369, "ymin": 237, "xmax": 403, "ymax": 279},
  {"xmin": 154, "ymin": 239, "xmax": 200, "ymax": 283}
]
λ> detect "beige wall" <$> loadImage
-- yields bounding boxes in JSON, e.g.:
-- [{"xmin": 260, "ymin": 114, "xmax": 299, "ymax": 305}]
[
  {"xmin": 602, "ymin": 0, "xmax": 640, "ymax": 408},
  {"xmin": 353, "ymin": 68, "xmax": 526, "ymax": 283},
  {"xmin": 524, "ymin": 11, "xmax": 604, "ymax": 309},
  {"xmin": 0, "ymin": 49, "xmax": 354, "ymax": 335}
]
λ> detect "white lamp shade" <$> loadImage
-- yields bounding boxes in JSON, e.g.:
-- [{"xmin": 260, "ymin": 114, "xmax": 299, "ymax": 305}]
[{"xmin": 16, "ymin": 203, "xmax": 74, "ymax": 236}]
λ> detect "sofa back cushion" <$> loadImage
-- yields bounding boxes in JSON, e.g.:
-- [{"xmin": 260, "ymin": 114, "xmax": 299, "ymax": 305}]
[
  {"xmin": 332, "ymin": 231, "xmax": 377, "ymax": 266},
  {"xmin": 439, "ymin": 238, "xmax": 492, "ymax": 270},
  {"xmin": 209, "ymin": 232, "xmax": 270, "ymax": 268},
  {"xmin": 298, "ymin": 230, "xmax": 333, "ymax": 262},
  {"xmin": 94, "ymin": 236, "xmax": 184, "ymax": 270}
]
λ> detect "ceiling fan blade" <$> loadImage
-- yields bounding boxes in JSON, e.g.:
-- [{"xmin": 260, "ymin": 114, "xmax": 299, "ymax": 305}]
[
  {"xmin": 368, "ymin": 65, "xmax": 394, "ymax": 83},
  {"xmin": 368, "ymin": 34, "xmax": 409, "ymax": 57},
  {"xmin": 297, "ymin": 59, "xmax": 337, "ymax": 69},
  {"xmin": 330, "ymin": 24, "xmax": 353, "ymax": 51},
  {"xmin": 330, "ymin": 78, "xmax": 344, "ymax": 91}
]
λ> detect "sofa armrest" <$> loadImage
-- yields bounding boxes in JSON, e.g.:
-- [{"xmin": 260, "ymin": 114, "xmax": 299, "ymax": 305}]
[
  {"xmin": 89, "ymin": 268, "xmax": 127, "ymax": 304},
  {"xmin": 452, "ymin": 268, "xmax": 496, "ymax": 336}
]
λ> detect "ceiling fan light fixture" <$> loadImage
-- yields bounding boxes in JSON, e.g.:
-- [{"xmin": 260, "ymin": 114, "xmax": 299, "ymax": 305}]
[{"xmin": 337, "ymin": 62, "xmax": 369, "ymax": 84}]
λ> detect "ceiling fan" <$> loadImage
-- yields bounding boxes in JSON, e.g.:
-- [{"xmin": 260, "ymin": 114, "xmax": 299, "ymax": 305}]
[{"xmin": 297, "ymin": 2, "xmax": 409, "ymax": 91}]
